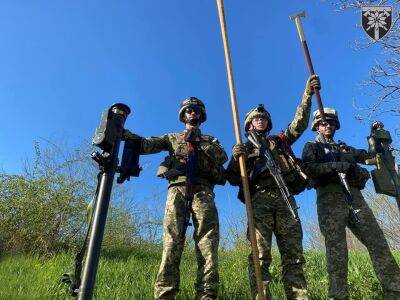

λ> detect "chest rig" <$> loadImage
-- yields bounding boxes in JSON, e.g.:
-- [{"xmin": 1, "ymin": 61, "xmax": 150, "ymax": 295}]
[
  {"xmin": 247, "ymin": 132, "xmax": 308, "ymax": 195},
  {"xmin": 157, "ymin": 130, "xmax": 227, "ymax": 186},
  {"xmin": 313, "ymin": 139, "xmax": 370, "ymax": 189}
]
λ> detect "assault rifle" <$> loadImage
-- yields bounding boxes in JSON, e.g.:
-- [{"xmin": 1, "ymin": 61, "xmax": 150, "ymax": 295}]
[
  {"xmin": 247, "ymin": 131, "xmax": 298, "ymax": 221},
  {"xmin": 62, "ymin": 103, "xmax": 141, "ymax": 300},
  {"xmin": 181, "ymin": 129, "xmax": 199, "ymax": 240},
  {"xmin": 337, "ymin": 163, "xmax": 361, "ymax": 222},
  {"xmin": 314, "ymin": 139, "xmax": 360, "ymax": 223}
]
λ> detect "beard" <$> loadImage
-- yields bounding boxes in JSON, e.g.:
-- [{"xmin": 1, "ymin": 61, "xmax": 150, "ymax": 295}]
[{"xmin": 185, "ymin": 116, "xmax": 200, "ymax": 126}]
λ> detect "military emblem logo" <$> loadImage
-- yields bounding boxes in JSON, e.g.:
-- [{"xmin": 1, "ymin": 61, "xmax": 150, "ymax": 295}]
[{"xmin": 362, "ymin": 6, "xmax": 392, "ymax": 41}]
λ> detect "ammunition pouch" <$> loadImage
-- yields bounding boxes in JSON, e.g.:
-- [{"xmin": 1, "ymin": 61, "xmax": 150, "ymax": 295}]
[
  {"xmin": 237, "ymin": 167, "xmax": 307, "ymax": 203},
  {"xmin": 157, "ymin": 156, "xmax": 185, "ymax": 180},
  {"xmin": 286, "ymin": 169, "xmax": 309, "ymax": 195},
  {"xmin": 250, "ymin": 169, "xmax": 307, "ymax": 196},
  {"xmin": 199, "ymin": 165, "xmax": 226, "ymax": 185},
  {"xmin": 157, "ymin": 153, "xmax": 226, "ymax": 186},
  {"xmin": 199, "ymin": 140, "xmax": 228, "ymax": 165},
  {"xmin": 347, "ymin": 166, "xmax": 370, "ymax": 190},
  {"xmin": 248, "ymin": 144, "xmax": 308, "ymax": 196},
  {"xmin": 160, "ymin": 168, "xmax": 185, "ymax": 180},
  {"xmin": 314, "ymin": 165, "xmax": 370, "ymax": 190}
]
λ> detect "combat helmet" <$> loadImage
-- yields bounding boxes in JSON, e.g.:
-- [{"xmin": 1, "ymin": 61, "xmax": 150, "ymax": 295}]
[
  {"xmin": 244, "ymin": 104, "xmax": 272, "ymax": 132},
  {"xmin": 311, "ymin": 107, "xmax": 340, "ymax": 131},
  {"xmin": 178, "ymin": 97, "xmax": 207, "ymax": 123}
]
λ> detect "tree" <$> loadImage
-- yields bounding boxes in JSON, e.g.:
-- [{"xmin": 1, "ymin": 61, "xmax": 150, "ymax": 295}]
[
  {"xmin": 331, "ymin": 0, "xmax": 400, "ymax": 122},
  {"xmin": 0, "ymin": 140, "xmax": 161, "ymax": 256}
]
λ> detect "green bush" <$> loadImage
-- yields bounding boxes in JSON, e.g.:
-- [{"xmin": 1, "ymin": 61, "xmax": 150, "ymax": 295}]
[
  {"xmin": 0, "ymin": 174, "xmax": 88, "ymax": 255},
  {"xmin": 0, "ymin": 141, "xmax": 142, "ymax": 256}
]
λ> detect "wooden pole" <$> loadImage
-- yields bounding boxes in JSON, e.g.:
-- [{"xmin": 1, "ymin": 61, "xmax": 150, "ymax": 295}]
[
  {"xmin": 216, "ymin": 1, "xmax": 266, "ymax": 299},
  {"xmin": 290, "ymin": 11, "xmax": 363, "ymax": 223},
  {"xmin": 290, "ymin": 11, "xmax": 327, "ymax": 122}
]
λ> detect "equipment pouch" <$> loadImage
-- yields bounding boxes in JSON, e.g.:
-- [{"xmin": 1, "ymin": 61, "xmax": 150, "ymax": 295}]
[
  {"xmin": 199, "ymin": 140, "xmax": 228, "ymax": 165},
  {"xmin": 286, "ymin": 170, "xmax": 308, "ymax": 195},
  {"xmin": 371, "ymin": 166, "xmax": 400, "ymax": 197},
  {"xmin": 157, "ymin": 155, "xmax": 185, "ymax": 179},
  {"xmin": 157, "ymin": 156, "xmax": 173, "ymax": 178},
  {"xmin": 348, "ymin": 166, "xmax": 370, "ymax": 190},
  {"xmin": 209, "ymin": 165, "xmax": 226, "ymax": 185}
]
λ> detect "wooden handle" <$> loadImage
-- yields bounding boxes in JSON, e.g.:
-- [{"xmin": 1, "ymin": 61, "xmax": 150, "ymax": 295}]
[{"xmin": 216, "ymin": 0, "xmax": 266, "ymax": 299}]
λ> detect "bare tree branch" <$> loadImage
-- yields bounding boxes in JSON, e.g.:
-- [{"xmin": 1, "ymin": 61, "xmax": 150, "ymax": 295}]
[{"xmin": 331, "ymin": 0, "xmax": 400, "ymax": 123}]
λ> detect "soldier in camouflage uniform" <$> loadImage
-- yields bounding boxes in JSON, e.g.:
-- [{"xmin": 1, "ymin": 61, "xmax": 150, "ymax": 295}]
[
  {"xmin": 123, "ymin": 97, "xmax": 227, "ymax": 300},
  {"xmin": 226, "ymin": 75, "xmax": 320, "ymax": 300},
  {"xmin": 302, "ymin": 108, "xmax": 400, "ymax": 300}
]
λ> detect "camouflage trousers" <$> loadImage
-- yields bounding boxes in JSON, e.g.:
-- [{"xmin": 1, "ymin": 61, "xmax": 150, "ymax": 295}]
[
  {"xmin": 317, "ymin": 185, "xmax": 400, "ymax": 300},
  {"xmin": 154, "ymin": 185, "xmax": 219, "ymax": 300},
  {"xmin": 248, "ymin": 188, "xmax": 308, "ymax": 300}
]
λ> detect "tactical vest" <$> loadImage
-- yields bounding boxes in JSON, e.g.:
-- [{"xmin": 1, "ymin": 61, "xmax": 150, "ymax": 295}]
[
  {"xmin": 157, "ymin": 132, "xmax": 227, "ymax": 187},
  {"xmin": 247, "ymin": 133, "xmax": 308, "ymax": 195},
  {"xmin": 310, "ymin": 141, "xmax": 370, "ymax": 189}
]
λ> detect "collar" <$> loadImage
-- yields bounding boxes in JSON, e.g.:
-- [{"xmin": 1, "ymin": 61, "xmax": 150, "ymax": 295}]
[{"xmin": 315, "ymin": 133, "xmax": 335, "ymax": 144}]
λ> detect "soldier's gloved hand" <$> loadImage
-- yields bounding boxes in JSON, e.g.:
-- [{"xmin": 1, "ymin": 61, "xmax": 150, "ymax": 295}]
[
  {"xmin": 122, "ymin": 129, "xmax": 141, "ymax": 141},
  {"xmin": 232, "ymin": 143, "xmax": 247, "ymax": 161},
  {"xmin": 305, "ymin": 74, "xmax": 321, "ymax": 96},
  {"xmin": 329, "ymin": 161, "xmax": 351, "ymax": 173}
]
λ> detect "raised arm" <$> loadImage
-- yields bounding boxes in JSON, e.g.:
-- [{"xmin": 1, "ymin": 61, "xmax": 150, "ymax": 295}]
[{"xmin": 284, "ymin": 75, "xmax": 320, "ymax": 145}]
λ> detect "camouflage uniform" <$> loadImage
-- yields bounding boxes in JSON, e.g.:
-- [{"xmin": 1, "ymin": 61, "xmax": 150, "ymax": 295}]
[
  {"xmin": 302, "ymin": 109, "xmax": 400, "ymax": 300},
  {"xmin": 227, "ymin": 90, "xmax": 313, "ymax": 300},
  {"xmin": 124, "ymin": 99, "xmax": 227, "ymax": 300}
]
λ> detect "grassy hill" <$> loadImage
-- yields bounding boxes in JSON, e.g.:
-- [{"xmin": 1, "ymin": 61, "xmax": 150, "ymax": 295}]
[{"xmin": 1, "ymin": 245, "xmax": 398, "ymax": 299}]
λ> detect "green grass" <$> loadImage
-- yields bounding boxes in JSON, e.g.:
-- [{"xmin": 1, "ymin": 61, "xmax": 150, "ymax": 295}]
[{"xmin": 0, "ymin": 246, "xmax": 398, "ymax": 299}]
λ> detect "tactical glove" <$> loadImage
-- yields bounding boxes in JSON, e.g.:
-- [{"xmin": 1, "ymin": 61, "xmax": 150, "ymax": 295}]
[
  {"xmin": 305, "ymin": 74, "xmax": 321, "ymax": 96},
  {"xmin": 329, "ymin": 161, "xmax": 351, "ymax": 173},
  {"xmin": 232, "ymin": 143, "xmax": 247, "ymax": 161}
]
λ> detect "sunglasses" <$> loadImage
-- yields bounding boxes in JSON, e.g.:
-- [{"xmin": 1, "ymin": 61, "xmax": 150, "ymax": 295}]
[
  {"xmin": 319, "ymin": 120, "xmax": 336, "ymax": 127},
  {"xmin": 185, "ymin": 106, "xmax": 201, "ymax": 115},
  {"xmin": 252, "ymin": 117, "xmax": 267, "ymax": 122}
]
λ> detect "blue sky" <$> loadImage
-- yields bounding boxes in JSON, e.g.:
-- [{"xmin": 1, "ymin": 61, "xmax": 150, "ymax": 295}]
[{"xmin": 0, "ymin": 1, "xmax": 396, "ymax": 246}]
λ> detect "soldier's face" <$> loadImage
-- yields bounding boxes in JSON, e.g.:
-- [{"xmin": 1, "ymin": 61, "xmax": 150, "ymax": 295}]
[
  {"xmin": 251, "ymin": 117, "xmax": 268, "ymax": 131},
  {"xmin": 317, "ymin": 121, "xmax": 336, "ymax": 138},
  {"xmin": 184, "ymin": 107, "xmax": 201, "ymax": 127}
]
